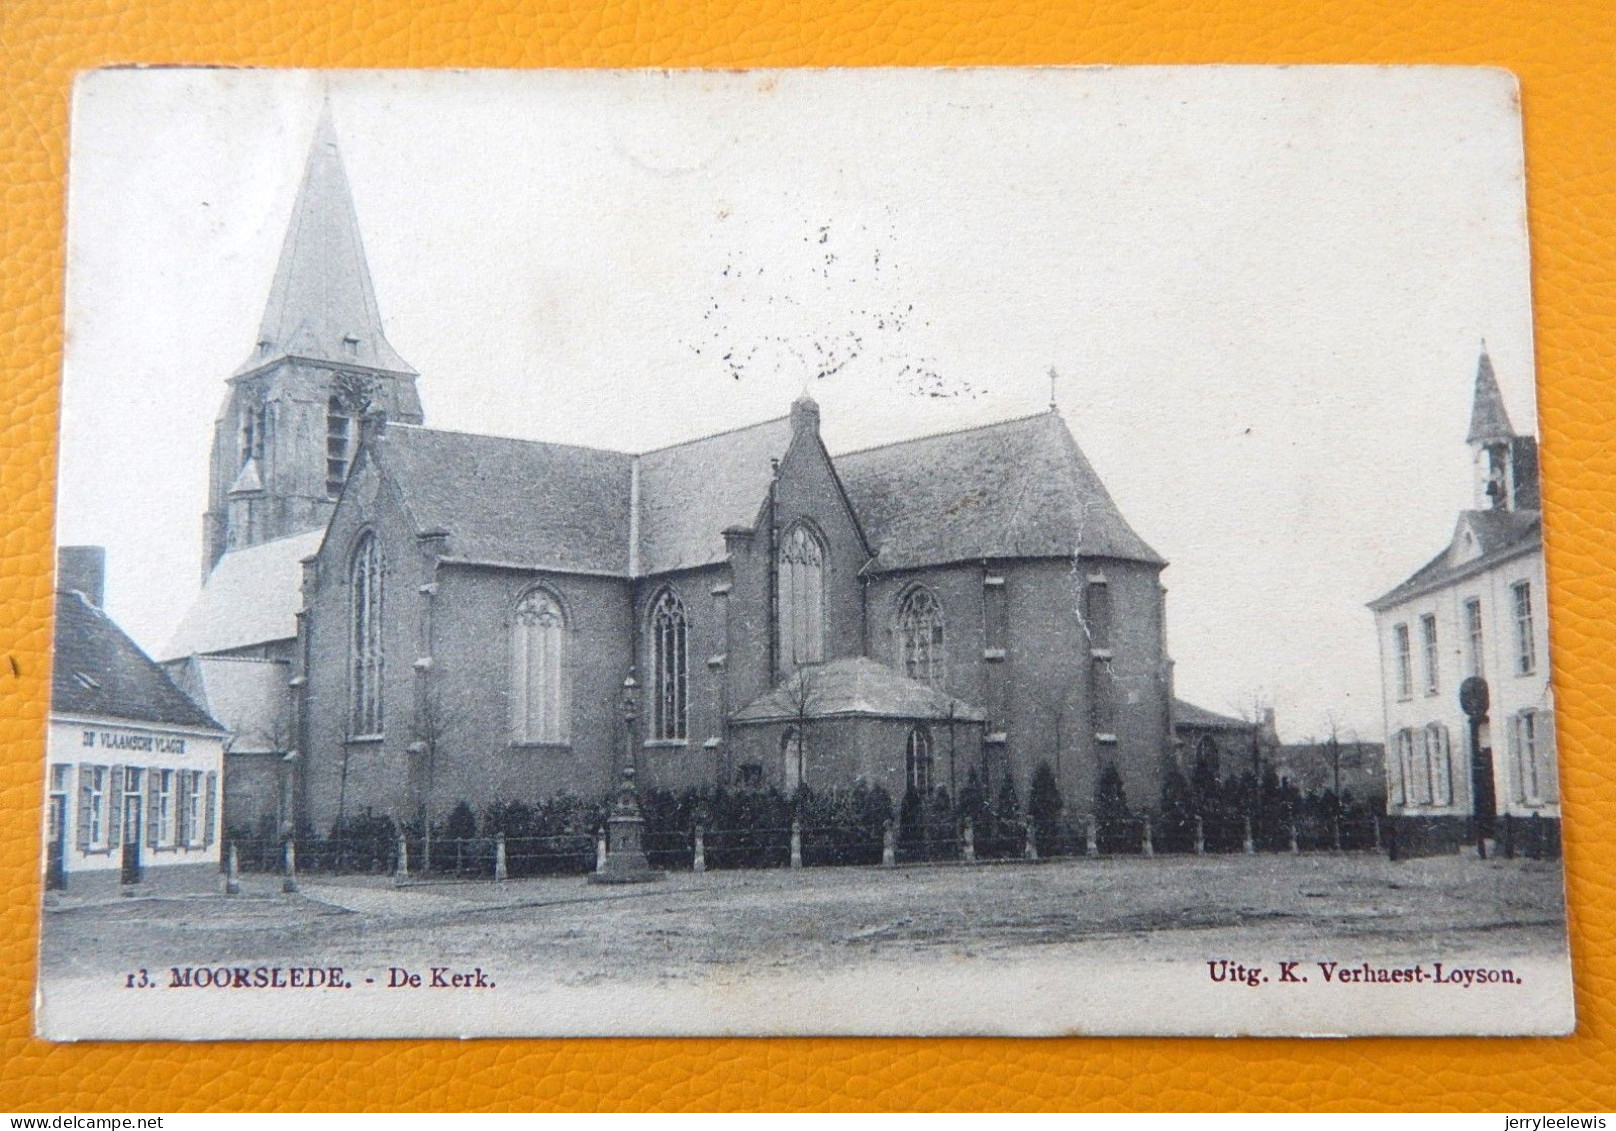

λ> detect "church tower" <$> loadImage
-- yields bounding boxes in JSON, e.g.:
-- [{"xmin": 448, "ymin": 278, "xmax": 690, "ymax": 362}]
[
  {"xmin": 202, "ymin": 104, "xmax": 423, "ymax": 577},
  {"xmin": 1466, "ymin": 344, "xmax": 1538, "ymax": 514}
]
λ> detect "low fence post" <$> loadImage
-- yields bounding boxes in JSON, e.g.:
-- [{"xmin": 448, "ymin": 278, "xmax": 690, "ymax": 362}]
[
  {"xmin": 282, "ymin": 837, "xmax": 298, "ymax": 894},
  {"xmin": 1141, "ymin": 816, "xmax": 1154, "ymax": 857},
  {"xmin": 1288, "ymin": 823, "xmax": 1300, "ymax": 856},
  {"xmin": 1194, "ymin": 815, "xmax": 1205, "ymax": 856},
  {"xmin": 595, "ymin": 826, "xmax": 607, "ymax": 875},
  {"xmin": 1085, "ymin": 819, "xmax": 1098, "ymax": 857},
  {"xmin": 790, "ymin": 818, "xmax": 803, "ymax": 870},
  {"xmin": 881, "ymin": 819, "xmax": 896, "ymax": 868},
  {"xmin": 225, "ymin": 842, "xmax": 241, "ymax": 896},
  {"xmin": 962, "ymin": 817, "xmax": 976, "ymax": 864},
  {"xmin": 1242, "ymin": 816, "xmax": 1255, "ymax": 855},
  {"xmin": 494, "ymin": 833, "xmax": 508, "ymax": 882},
  {"xmin": 395, "ymin": 831, "xmax": 409, "ymax": 882},
  {"xmin": 1024, "ymin": 819, "xmax": 1038, "ymax": 862},
  {"xmin": 693, "ymin": 824, "xmax": 706, "ymax": 874}
]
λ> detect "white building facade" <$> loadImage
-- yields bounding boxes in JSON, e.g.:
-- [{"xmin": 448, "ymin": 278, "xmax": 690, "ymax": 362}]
[
  {"xmin": 45, "ymin": 549, "xmax": 228, "ymax": 895},
  {"xmin": 1369, "ymin": 350, "xmax": 1558, "ymax": 857}
]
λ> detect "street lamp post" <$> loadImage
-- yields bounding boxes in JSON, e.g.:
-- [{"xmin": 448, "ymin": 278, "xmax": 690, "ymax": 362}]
[{"xmin": 588, "ymin": 670, "xmax": 665, "ymax": 885}]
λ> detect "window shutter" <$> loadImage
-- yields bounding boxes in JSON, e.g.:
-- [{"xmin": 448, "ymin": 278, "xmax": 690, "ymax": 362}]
[
  {"xmin": 1538, "ymin": 713, "xmax": 1559, "ymax": 805},
  {"xmin": 146, "ymin": 771, "xmax": 160, "ymax": 848},
  {"xmin": 204, "ymin": 771, "xmax": 218, "ymax": 847},
  {"xmin": 1387, "ymin": 746, "xmax": 1404, "ymax": 808},
  {"xmin": 107, "ymin": 765, "xmax": 125, "ymax": 848},
  {"xmin": 75, "ymin": 765, "xmax": 92, "ymax": 851},
  {"xmin": 175, "ymin": 771, "xmax": 190, "ymax": 846}
]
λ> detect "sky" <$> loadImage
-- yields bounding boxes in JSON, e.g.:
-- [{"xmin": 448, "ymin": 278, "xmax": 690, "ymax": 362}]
[{"xmin": 56, "ymin": 67, "xmax": 1540, "ymax": 743}]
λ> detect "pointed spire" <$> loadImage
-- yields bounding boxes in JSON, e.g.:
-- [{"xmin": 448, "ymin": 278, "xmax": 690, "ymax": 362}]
[
  {"xmin": 1465, "ymin": 341, "xmax": 1515, "ymax": 445},
  {"xmin": 236, "ymin": 102, "xmax": 415, "ymax": 377}
]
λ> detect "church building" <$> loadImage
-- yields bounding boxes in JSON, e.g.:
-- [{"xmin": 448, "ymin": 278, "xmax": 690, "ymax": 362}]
[{"xmin": 167, "ymin": 108, "xmax": 1178, "ymax": 840}]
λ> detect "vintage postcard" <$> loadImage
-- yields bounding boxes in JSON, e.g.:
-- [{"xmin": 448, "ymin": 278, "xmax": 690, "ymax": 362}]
[{"xmin": 36, "ymin": 66, "xmax": 1571, "ymax": 1039}]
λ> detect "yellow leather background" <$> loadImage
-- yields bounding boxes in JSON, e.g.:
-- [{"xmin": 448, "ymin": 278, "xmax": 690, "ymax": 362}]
[{"xmin": 2, "ymin": 0, "xmax": 1612, "ymax": 1112}]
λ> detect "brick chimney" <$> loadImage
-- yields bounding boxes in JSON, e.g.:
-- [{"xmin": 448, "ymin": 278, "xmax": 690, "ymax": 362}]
[{"xmin": 58, "ymin": 545, "xmax": 106, "ymax": 607}]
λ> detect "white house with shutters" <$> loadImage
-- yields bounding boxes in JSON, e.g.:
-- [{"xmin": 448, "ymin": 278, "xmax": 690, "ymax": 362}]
[
  {"xmin": 45, "ymin": 548, "xmax": 227, "ymax": 895},
  {"xmin": 1368, "ymin": 349, "xmax": 1558, "ymax": 854}
]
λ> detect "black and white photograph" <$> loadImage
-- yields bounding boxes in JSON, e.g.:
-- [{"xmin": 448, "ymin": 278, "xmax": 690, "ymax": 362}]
[{"xmin": 37, "ymin": 66, "xmax": 1570, "ymax": 1039}]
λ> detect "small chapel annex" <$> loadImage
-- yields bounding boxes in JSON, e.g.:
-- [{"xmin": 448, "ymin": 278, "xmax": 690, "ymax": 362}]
[{"xmin": 162, "ymin": 106, "xmax": 1177, "ymax": 839}]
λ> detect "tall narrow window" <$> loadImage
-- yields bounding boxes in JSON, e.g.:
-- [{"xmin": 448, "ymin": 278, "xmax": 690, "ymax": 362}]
[
  {"xmin": 326, "ymin": 396, "xmax": 353, "ymax": 498},
  {"xmin": 154, "ymin": 769, "xmax": 175, "ymax": 846},
  {"xmin": 1424, "ymin": 723, "xmax": 1452, "ymax": 806},
  {"xmin": 1091, "ymin": 658, "xmax": 1117, "ymax": 737},
  {"xmin": 513, "ymin": 588, "xmax": 567, "ymax": 744},
  {"xmin": 1464, "ymin": 598, "xmax": 1485, "ymax": 679},
  {"xmin": 185, "ymin": 770, "xmax": 205, "ymax": 847},
  {"xmin": 1085, "ymin": 575, "xmax": 1112, "ymax": 651},
  {"xmin": 1420, "ymin": 614, "xmax": 1439, "ymax": 696},
  {"xmin": 897, "ymin": 586, "xmax": 945, "ymax": 684},
  {"xmin": 349, "ymin": 533, "xmax": 384, "ymax": 737},
  {"xmin": 1393, "ymin": 623, "xmax": 1412, "ymax": 700},
  {"xmin": 1509, "ymin": 710, "xmax": 1554, "ymax": 805},
  {"xmin": 240, "ymin": 401, "xmax": 267, "ymax": 468},
  {"xmin": 650, "ymin": 589, "xmax": 688, "ymax": 742},
  {"xmin": 78, "ymin": 765, "xmax": 107, "ymax": 849},
  {"xmin": 1398, "ymin": 728, "xmax": 1425, "ymax": 805},
  {"xmin": 777, "ymin": 523, "xmax": 825, "ymax": 671},
  {"xmin": 1512, "ymin": 581, "xmax": 1536, "ymax": 675},
  {"xmin": 906, "ymin": 727, "xmax": 935, "ymax": 794}
]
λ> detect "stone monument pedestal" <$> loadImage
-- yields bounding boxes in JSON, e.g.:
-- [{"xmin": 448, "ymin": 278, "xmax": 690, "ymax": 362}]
[{"xmin": 588, "ymin": 769, "xmax": 665, "ymax": 885}]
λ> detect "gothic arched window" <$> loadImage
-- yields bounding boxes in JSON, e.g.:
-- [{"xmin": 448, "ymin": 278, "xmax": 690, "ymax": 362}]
[
  {"xmin": 778, "ymin": 523, "xmax": 825, "ymax": 671},
  {"xmin": 906, "ymin": 726, "xmax": 934, "ymax": 795},
  {"xmin": 650, "ymin": 589, "xmax": 688, "ymax": 742},
  {"xmin": 348, "ymin": 532, "xmax": 384, "ymax": 736},
  {"xmin": 896, "ymin": 586, "xmax": 945, "ymax": 685},
  {"xmin": 513, "ymin": 588, "xmax": 568, "ymax": 745}
]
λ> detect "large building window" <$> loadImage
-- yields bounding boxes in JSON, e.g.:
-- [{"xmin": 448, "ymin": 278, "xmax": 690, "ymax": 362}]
[
  {"xmin": 77, "ymin": 765, "xmax": 107, "ymax": 850},
  {"xmin": 1420, "ymin": 614, "xmax": 1439, "ymax": 696},
  {"xmin": 513, "ymin": 587, "xmax": 568, "ymax": 744},
  {"xmin": 778, "ymin": 523, "xmax": 825, "ymax": 671},
  {"xmin": 154, "ymin": 769, "xmax": 175, "ymax": 847},
  {"xmin": 1509, "ymin": 709, "xmax": 1556, "ymax": 806},
  {"xmin": 1512, "ymin": 581, "xmax": 1536, "ymax": 676},
  {"xmin": 326, "ymin": 396, "xmax": 353, "ymax": 498},
  {"xmin": 650, "ymin": 589, "xmax": 688, "ymax": 742},
  {"xmin": 896, "ymin": 586, "xmax": 945, "ymax": 685},
  {"xmin": 1393, "ymin": 623, "xmax": 1412, "ymax": 700},
  {"xmin": 1395, "ymin": 728, "xmax": 1422, "ymax": 805},
  {"xmin": 1464, "ymin": 598, "xmax": 1485, "ymax": 679},
  {"xmin": 1424, "ymin": 723, "xmax": 1453, "ymax": 806},
  {"xmin": 183, "ymin": 770, "xmax": 205, "ymax": 847},
  {"xmin": 906, "ymin": 726, "xmax": 934, "ymax": 795},
  {"xmin": 349, "ymin": 533, "xmax": 384, "ymax": 737}
]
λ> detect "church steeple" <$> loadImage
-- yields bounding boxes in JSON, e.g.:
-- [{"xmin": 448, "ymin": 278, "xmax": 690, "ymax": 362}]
[
  {"xmin": 236, "ymin": 101, "xmax": 415, "ymax": 379},
  {"xmin": 1466, "ymin": 343, "xmax": 1515, "ymax": 446},
  {"xmin": 202, "ymin": 103, "xmax": 424, "ymax": 577},
  {"xmin": 1465, "ymin": 343, "xmax": 1536, "ymax": 513}
]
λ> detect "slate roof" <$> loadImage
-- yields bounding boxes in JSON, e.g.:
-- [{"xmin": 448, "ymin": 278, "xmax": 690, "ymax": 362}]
[
  {"xmin": 732, "ymin": 657, "xmax": 985, "ymax": 724},
  {"xmin": 635, "ymin": 416, "xmax": 792, "ymax": 574},
  {"xmin": 1368, "ymin": 508, "xmax": 1541, "ymax": 611},
  {"xmin": 1466, "ymin": 348, "xmax": 1516, "ymax": 444},
  {"xmin": 164, "ymin": 656, "xmax": 289, "ymax": 754},
  {"xmin": 161, "ymin": 529, "xmax": 324, "ymax": 660},
  {"xmin": 235, "ymin": 105, "xmax": 417, "ymax": 383},
  {"xmin": 380, "ymin": 427, "xmax": 634, "ymax": 574},
  {"xmin": 1171, "ymin": 698, "xmax": 1253, "ymax": 733},
  {"xmin": 53, "ymin": 590, "xmax": 222, "ymax": 731},
  {"xmin": 837, "ymin": 410, "xmax": 1164, "ymax": 571}
]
